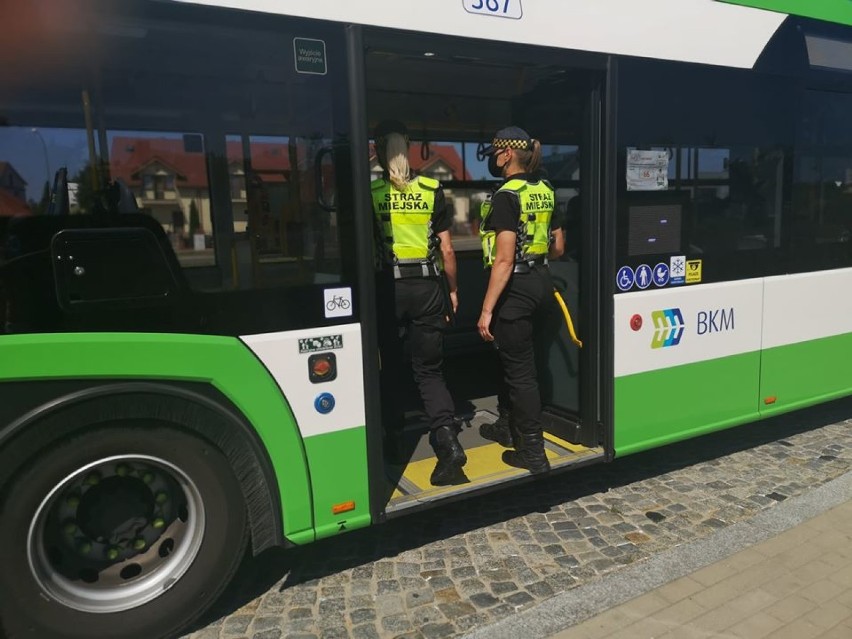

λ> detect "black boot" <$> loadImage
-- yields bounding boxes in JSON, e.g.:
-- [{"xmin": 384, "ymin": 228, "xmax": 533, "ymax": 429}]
[
  {"xmin": 479, "ymin": 408, "xmax": 514, "ymax": 448},
  {"xmin": 430, "ymin": 425, "xmax": 467, "ymax": 485},
  {"xmin": 502, "ymin": 431, "xmax": 550, "ymax": 475}
]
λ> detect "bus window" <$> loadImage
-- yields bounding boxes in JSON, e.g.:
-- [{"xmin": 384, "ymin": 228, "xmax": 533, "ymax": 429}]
[
  {"xmin": 792, "ymin": 91, "xmax": 852, "ymax": 263},
  {"xmin": 0, "ymin": 0, "xmax": 354, "ymax": 334},
  {"xmin": 228, "ymin": 134, "xmax": 341, "ymax": 289},
  {"xmin": 107, "ymin": 130, "xmax": 214, "ymax": 267}
]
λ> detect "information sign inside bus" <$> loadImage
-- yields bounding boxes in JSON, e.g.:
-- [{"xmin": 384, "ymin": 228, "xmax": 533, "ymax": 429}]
[{"xmin": 293, "ymin": 38, "xmax": 327, "ymax": 75}]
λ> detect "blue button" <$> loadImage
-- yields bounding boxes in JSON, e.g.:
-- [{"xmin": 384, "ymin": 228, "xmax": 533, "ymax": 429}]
[{"xmin": 314, "ymin": 392, "xmax": 335, "ymax": 414}]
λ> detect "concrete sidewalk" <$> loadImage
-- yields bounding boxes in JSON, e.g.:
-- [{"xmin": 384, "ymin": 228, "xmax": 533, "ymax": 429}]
[
  {"xmin": 462, "ymin": 470, "xmax": 852, "ymax": 639},
  {"xmin": 551, "ymin": 499, "xmax": 852, "ymax": 639}
]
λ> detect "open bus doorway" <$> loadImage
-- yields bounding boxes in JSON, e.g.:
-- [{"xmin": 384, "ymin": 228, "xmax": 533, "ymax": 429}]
[{"xmin": 363, "ymin": 29, "xmax": 606, "ymax": 513}]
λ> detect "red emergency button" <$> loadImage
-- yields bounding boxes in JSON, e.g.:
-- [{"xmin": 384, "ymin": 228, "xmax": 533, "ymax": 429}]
[
  {"xmin": 630, "ymin": 314, "xmax": 643, "ymax": 331},
  {"xmin": 308, "ymin": 353, "xmax": 337, "ymax": 383}
]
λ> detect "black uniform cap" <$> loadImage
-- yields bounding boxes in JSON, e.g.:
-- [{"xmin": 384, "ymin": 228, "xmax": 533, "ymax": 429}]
[{"xmin": 481, "ymin": 126, "xmax": 533, "ymax": 155}]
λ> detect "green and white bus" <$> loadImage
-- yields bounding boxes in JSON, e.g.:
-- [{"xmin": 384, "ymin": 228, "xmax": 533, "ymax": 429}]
[{"xmin": 1, "ymin": 0, "xmax": 850, "ymax": 636}]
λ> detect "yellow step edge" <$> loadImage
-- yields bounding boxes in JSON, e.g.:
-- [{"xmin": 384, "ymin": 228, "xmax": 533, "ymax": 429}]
[
  {"xmin": 402, "ymin": 440, "xmax": 568, "ymax": 492},
  {"xmin": 544, "ymin": 432, "xmax": 589, "ymax": 453}
]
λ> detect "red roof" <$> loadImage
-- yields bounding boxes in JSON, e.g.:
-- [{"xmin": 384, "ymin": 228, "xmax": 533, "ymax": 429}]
[
  {"xmin": 0, "ymin": 161, "xmax": 27, "ymax": 186},
  {"xmin": 109, "ymin": 137, "xmax": 471, "ymax": 191},
  {"xmin": 110, "ymin": 137, "xmax": 292, "ymax": 189},
  {"xmin": 409, "ymin": 143, "xmax": 471, "ymax": 181},
  {"xmin": 371, "ymin": 143, "xmax": 471, "ymax": 181},
  {"xmin": 0, "ymin": 190, "xmax": 31, "ymax": 217}
]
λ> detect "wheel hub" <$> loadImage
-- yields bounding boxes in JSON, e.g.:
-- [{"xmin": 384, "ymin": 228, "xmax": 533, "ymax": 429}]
[
  {"xmin": 28, "ymin": 454, "xmax": 206, "ymax": 613},
  {"xmin": 77, "ymin": 476, "xmax": 153, "ymax": 544}
]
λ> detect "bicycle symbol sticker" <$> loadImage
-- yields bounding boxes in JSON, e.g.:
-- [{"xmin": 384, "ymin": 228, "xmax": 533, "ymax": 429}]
[{"xmin": 324, "ymin": 287, "xmax": 353, "ymax": 319}]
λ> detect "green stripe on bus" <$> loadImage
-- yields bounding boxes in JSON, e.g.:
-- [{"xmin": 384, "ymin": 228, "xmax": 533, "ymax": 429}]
[
  {"xmin": 0, "ymin": 332, "xmax": 315, "ymax": 544},
  {"xmin": 614, "ymin": 351, "xmax": 761, "ymax": 456},
  {"xmin": 718, "ymin": 0, "xmax": 852, "ymax": 26},
  {"xmin": 760, "ymin": 332, "xmax": 852, "ymax": 415},
  {"xmin": 303, "ymin": 426, "xmax": 371, "ymax": 540},
  {"xmin": 615, "ymin": 332, "xmax": 852, "ymax": 456}
]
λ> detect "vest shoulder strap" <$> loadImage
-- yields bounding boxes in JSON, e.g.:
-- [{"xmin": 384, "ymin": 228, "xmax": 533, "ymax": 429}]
[
  {"xmin": 540, "ymin": 178, "xmax": 555, "ymax": 192},
  {"xmin": 417, "ymin": 175, "xmax": 440, "ymax": 190},
  {"xmin": 499, "ymin": 179, "xmax": 528, "ymax": 194},
  {"xmin": 370, "ymin": 179, "xmax": 387, "ymax": 191}
]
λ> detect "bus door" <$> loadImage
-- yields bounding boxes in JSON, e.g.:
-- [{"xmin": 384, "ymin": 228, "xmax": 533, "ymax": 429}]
[{"xmin": 362, "ymin": 28, "xmax": 607, "ymax": 510}]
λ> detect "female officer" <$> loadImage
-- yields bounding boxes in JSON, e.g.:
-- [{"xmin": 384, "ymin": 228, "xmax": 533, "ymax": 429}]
[
  {"xmin": 477, "ymin": 126, "xmax": 563, "ymax": 474},
  {"xmin": 372, "ymin": 120, "xmax": 465, "ymax": 485}
]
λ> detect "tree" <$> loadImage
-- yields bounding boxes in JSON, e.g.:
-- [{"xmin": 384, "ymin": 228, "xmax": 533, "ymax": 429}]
[
  {"xmin": 72, "ymin": 163, "xmax": 98, "ymax": 214},
  {"xmin": 189, "ymin": 200, "xmax": 201, "ymax": 234},
  {"xmin": 29, "ymin": 181, "xmax": 50, "ymax": 215}
]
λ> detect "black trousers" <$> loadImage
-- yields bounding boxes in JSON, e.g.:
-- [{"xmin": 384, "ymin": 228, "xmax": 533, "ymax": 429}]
[
  {"xmin": 492, "ymin": 266, "xmax": 554, "ymax": 437},
  {"xmin": 377, "ymin": 273, "xmax": 455, "ymax": 433}
]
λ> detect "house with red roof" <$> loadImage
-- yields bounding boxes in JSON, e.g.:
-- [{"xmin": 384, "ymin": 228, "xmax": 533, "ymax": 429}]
[
  {"xmin": 108, "ymin": 135, "xmax": 478, "ymax": 251},
  {"xmin": 0, "ymin": 162, "xmax": 30, "ymax": 218}
]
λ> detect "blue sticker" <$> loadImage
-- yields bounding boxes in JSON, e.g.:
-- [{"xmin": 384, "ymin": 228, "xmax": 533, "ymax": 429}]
[
  {"xmin": 616, "ymin": 266, "xmax": 635, "ymax": 292},
  {"xmin": 653, "ymin": 262, "xmax": 670, "ymax": 287},
  {"xmin": 669, "ymin": 255, "xmax": 686, "ymax": 285},
  {"xmin": 635, "ymin": 264, "xmax": 652, "ymax": 290},
  {"xmin": 314, "ymin": 392, "xmax": 335, "ymax": 414}
]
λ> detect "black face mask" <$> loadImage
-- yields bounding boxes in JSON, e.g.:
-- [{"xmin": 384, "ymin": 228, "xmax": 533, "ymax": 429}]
[{"xmin": 487, "ymin": 154, "xmax": 503, "ymax": 178}]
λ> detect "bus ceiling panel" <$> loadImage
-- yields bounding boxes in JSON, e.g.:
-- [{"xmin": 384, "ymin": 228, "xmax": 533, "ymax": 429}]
[
  {"xmin": 366, "ymin": 93, "xmax": 512, "ymax": 138},
  {"xmin": 366, "ymin": 96, "xmax": 585, "ymax": 143},
  {"xmin": 365, "ymin": 51, "xmax": 582, "ymax": 96}
]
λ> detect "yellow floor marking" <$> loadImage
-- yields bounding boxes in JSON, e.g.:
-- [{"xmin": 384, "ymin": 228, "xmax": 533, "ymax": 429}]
[
  {"xmin": 402, "ymin": 441, "xmax": 570, "ymax": 491},
  {"xmin": 544, "ymin": 432, "xmax": 589, "ymax": 453}
]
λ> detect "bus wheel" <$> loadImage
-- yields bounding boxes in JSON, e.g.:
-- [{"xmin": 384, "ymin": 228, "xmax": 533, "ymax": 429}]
[{"xmin": 0, "ymin": 423, "xmax": 248, "ymax": 639}]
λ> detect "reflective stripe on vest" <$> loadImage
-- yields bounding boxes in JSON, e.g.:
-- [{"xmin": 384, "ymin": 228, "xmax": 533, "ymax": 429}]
[
  {"xmin": 479, "ymin": 178, "xmax": 555, "ymax": 267},
  {"xmin": 371, "ymin": 175, "xmax": 439, "ymax": 264}
]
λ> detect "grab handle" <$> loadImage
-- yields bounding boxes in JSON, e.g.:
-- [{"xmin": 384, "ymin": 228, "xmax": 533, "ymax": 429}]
[{"xmin": 553, "ymin": 288, "xmax": 583, "ymax": 348}]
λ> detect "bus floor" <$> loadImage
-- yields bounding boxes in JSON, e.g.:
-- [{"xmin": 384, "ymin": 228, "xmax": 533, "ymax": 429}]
[{"xmin": 383, "ymin": 396, "xmax": 604, "ymax": 514}]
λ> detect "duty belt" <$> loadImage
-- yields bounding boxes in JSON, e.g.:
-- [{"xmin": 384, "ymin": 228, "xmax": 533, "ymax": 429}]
[
  {"xmin": 393, "ymin": 261, "xmax": 440, "ymax": 279},
  {"xmin": 512, "ymin": 256, "xmax": 548, "ymax": 274}
]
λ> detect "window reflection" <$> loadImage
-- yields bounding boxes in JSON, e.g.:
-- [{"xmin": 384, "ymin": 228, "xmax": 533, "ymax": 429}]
[
  {"xmin": 107, "ymin": 131, "xmax": 213, "ymax": 265},
  {"xmin": 228, "ymin": 134, "xmax": 341, "ymax": 287},
  {"xmin": 1, "ymin": 0, "xmax": 350, "ymax": 298},
  {"xmin": 0, "ymin": 127, "xmax": 91, "ymax": 217},
  {"xmin": 793, "ymin": 91, "xmax": 852, "ymax": 248}
]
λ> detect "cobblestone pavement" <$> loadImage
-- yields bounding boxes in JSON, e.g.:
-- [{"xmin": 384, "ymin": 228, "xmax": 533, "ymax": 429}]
[{"xmin": 183, "ymin": 398, "xmax": 852, "ymax": 639}]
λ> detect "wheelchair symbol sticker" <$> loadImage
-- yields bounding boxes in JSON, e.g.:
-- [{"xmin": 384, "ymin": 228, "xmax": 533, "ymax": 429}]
[{"xmin": 617, "ymin": 266, "xmax": 635, "ymax": 292}]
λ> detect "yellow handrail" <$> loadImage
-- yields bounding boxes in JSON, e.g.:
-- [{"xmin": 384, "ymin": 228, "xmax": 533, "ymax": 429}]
[{"xmin": 553, "ymin": 289, "xmax": 583, "ymax": 348}]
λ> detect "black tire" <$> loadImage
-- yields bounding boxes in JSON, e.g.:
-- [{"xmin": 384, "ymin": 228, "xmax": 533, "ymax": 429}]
[{"xmin": 0, "ymin": 423, "xmax": 248, "ymax": 639}]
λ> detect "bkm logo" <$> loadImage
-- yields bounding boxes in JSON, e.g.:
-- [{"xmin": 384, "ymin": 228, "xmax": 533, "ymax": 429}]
[
  {"xmin": 697, "ymin": 308, "xmax": 734, "ymax": 334},
  {"xmin": 650, "ymin": 308, "xmax": 685, "ymax": 349}
]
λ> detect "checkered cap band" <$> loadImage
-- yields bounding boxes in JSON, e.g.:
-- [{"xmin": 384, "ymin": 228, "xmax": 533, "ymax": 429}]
[{"xmin": 492, "ymin": 137, "xmax": 532, "ymax": 151}]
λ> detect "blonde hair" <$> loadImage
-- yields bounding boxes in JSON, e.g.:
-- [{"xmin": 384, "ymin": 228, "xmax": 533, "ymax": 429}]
[
  {"xmin": 381, "ymin": 132, "xmax": 411, "ymax": 191},
  {"xmin": 514, "ymin": 139, "xmax": 542, "ymax": 175}
]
